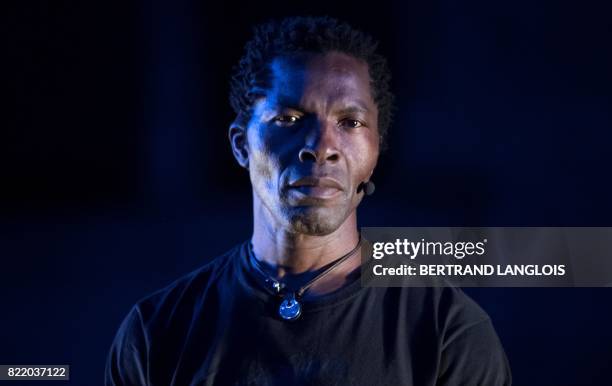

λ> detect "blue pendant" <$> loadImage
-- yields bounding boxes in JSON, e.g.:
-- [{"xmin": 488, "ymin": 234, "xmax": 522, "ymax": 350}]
[{"xmin": 278, "ymin": 293, "xmax": 301, "ymax": 320}]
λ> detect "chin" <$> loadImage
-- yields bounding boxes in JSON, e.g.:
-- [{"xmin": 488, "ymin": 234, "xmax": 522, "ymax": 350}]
[{"xmin": 285, "ymin": 206, "xmax": 348, "ymax": 236}]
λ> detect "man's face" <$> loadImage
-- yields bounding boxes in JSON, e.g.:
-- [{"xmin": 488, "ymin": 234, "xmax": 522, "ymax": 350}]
[{"xmin": 239, "ymin": 51, "xmax": 380, "ymax": 235}]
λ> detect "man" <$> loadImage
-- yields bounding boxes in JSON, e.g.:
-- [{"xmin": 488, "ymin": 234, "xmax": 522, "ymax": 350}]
[{"xmin": 106, "ymin": 16, "xmax": 511, "ymax": 385}]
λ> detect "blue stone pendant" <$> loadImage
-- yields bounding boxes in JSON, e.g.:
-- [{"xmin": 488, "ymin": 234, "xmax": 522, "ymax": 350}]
[{"xmin": 278, "ymin": 292, "xmax": 301, "ymax": 320}]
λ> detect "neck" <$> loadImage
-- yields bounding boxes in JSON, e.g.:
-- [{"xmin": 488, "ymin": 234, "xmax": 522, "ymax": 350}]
[{"xmin": 250, "ymin": 195, "xmax": 362, "ymax": 296}]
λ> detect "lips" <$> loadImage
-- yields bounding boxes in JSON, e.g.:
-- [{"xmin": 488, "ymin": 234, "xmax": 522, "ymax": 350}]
[{"xmin": 287, "ymin": 176, "xmax": 344, "ymax": 199}]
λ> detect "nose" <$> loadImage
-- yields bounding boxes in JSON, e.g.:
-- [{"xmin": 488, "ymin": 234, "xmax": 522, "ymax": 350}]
[{"xmin": 298, "ymin": 120, "xmax": 341, "ymax": 164}]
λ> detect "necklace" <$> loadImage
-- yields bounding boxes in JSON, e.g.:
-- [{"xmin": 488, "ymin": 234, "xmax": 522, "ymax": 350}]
[{"xmin": 247, "ymin": 236, "xmax": 363, "ymax": 321}]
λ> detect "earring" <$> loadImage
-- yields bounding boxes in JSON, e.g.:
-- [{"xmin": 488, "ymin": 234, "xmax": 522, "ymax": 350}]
[{"xmin": 363, "ymin": 181, "xmax": 375, "ymax": 196}]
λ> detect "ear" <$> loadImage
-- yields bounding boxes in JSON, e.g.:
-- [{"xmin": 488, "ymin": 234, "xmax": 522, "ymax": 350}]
[{"xmin": 228, "ymin": 116, "xmax": 249, "ymax": 169}]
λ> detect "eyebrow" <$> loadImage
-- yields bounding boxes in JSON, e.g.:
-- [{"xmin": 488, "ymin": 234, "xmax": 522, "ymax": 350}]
[
  {"xmin": 274, "ymin": 95, "xmax": 303, "ymax": 111},
  {"xmin": 335, "ymin": 104, "xmax": 369, "ymax": 115},
  {"xmin": 265, "ymin": 93, "xmax": 371, "ymax": 115}
]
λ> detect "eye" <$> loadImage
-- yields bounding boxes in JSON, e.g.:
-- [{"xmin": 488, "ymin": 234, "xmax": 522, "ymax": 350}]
[
  {"xmin": 273, "ymin": 115, "xmax": 301, "ymax": 127},
  {"xmin": 339, "ymin": 119, "xmax": 364, "ymax": 129}
]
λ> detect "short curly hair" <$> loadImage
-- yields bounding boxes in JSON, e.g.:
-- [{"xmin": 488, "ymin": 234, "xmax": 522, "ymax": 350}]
[{"xmin": 229, "ymin": 16, "xmax": 394, "ymax": 149}]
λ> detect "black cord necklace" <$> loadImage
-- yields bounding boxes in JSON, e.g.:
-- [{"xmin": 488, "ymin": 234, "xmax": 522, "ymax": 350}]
[{"xmin": 247, "ymin": 236, "xmax": 363, "ymax": 321}]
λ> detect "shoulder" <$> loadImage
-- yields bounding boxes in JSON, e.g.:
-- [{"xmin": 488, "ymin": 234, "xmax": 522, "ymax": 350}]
[
  {"xmin": 417, "ymin": 285, "xmax": 499, "ymax": 351},
  {"xmin": 435, "ymin": 286, "xmax": 491, "ymax": 334},
  {"xmin": 385, "ymin": 285, "xmax": 511, "ymax": 384},
  {"xmin": 433, "ymin": 286, "xmax": 512, "ymax": 385},
  {"xmin": 105, "ymin": 243, "xmax": 245, "ymax": 385},
  {"xmin": 134, "ymin": 242, "xmax": 244, "ymax": 323},
  {"xmin": 389, "ymin": 285, "xmax": 490, "ymax": 332}
]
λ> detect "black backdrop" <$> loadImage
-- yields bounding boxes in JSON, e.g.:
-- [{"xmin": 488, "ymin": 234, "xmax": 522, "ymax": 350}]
[{"xmin": 3, "ymin": 1, "xmax": 612, "ymax": 385}]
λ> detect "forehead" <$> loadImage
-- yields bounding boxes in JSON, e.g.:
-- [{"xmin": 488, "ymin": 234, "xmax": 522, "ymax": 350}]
[{"xmin": 262, "ymin": 52, "xmax": 374, "ymax": 108}]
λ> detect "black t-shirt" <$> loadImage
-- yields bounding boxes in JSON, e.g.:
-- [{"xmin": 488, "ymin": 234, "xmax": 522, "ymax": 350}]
[{"xmin": 105, "ymin": 241, "xmax": 511, "ymax": 386}]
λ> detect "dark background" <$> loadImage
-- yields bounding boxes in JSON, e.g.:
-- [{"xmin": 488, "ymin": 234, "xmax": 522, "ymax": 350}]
[{"xmin": 3, "ymin": 0, "xmax": 611, "ymax": 385}]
